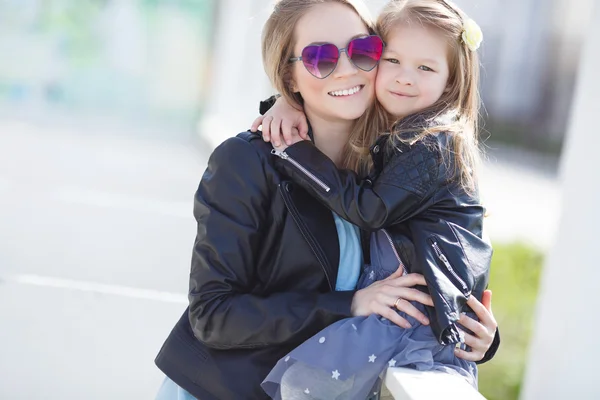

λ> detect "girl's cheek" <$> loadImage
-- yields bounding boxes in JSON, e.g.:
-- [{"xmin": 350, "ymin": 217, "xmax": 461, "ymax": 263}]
[
  {"xmin": 374, "ymin": 69, "xmax": 386, "ymax": 100},
  {"xmin": 374, "ymin": 65, "xmax": 383, "ymax": 85}
]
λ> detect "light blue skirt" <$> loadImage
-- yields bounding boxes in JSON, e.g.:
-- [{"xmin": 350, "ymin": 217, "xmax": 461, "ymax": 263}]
[{"xmin": 155, "ymin": 376, "xmax": 197, "ymax": 400}]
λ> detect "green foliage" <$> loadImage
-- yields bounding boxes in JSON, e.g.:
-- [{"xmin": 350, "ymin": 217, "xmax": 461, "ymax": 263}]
[{"xmin": 478, "ymin": 243, "xmax": 544, "ymax": 400}]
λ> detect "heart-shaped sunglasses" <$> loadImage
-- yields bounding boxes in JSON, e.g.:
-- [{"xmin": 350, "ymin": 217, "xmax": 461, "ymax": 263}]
[{"xmin": 289, "ymin": 35, "xmax": 384, "ymax": 79}]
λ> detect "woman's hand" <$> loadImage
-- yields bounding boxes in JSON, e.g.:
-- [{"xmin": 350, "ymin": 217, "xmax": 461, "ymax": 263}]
[
  {"xmin": 250, "ymin": 96, "xmax": 309, "ymax": 147},
  {"xmin": 351, "ymin": 267, "xmax": 434, "ymax": 329},
  {"xmin": 454, "ymin": 290, "xmax": 498, "ymax": 362}
]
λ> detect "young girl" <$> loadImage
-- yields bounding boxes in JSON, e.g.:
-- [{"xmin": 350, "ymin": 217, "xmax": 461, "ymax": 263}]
[{"xmin": 256, "ymin": 1, "xmax": 498, "ymax": 399}]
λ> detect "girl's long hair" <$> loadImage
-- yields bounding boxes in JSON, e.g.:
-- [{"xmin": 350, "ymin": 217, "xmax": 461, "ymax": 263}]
[{"xmin": 376, "ymin": 0, "xmax": 483, "ymax": 192}]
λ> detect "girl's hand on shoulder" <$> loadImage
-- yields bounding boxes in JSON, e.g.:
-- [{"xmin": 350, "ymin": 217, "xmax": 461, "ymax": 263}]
[
  {"xmin": 250, "ymin": 96, "xmax": 309, "ymax": 147},
  {"xmin": 350, "ymin": 267, "xmax": 434, "ymax": 330},
  {"xmin": 454, "ymin": 290, "xmax": 498, "ymax": 362}
]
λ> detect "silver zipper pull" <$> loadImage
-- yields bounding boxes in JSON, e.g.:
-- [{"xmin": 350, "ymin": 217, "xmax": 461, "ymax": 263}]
[
  {"xmin": 270, "ymin": 149, "xmax": 330, "ymax": 192},
  {"xmin": 270, "ymin": 149, "xmax": 288, "ymax": 159},
  {"xmin": 431, "ymin": 239, "xmax": 468, "ymax": 291}
]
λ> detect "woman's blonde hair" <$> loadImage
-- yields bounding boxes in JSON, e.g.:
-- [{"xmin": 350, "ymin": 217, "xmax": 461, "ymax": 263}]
[
  {"xmin": 262, "ymin": 0, "xmax": 378, "ymax": 174},
  {"xmin": 377, "ymin": 0, "xmax": 483, "ymax": 192}
]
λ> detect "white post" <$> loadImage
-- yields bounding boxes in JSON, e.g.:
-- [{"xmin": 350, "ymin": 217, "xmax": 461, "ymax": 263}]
[
  {"xmin": 198, "ymin": 0, "xmax": 273, "ymax": 149},
  {"xmin": 520, "ymin": 1, "xmax": 600, "ymax": 399}
]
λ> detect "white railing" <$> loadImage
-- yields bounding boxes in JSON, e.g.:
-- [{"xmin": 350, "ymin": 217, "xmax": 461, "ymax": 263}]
[{"xmin": 385, "ymin": 367, "xmax": 486, "ymax": 399}]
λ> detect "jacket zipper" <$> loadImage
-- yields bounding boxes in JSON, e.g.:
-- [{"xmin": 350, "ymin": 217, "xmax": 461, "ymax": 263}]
[
  {"xmin": 279, "ymin": 183, "xmax": 333, "ymax": 290},
  {"xmin": 430, "ymin": 238, "xmax": 468, "ymax": 291},
  {"xmin": 381, "ymin": 229, "xmax": 403, "ymax": 267},
  {"xmin": 271, "ymin": 149, "xmax": 331, "ymax": 193}
]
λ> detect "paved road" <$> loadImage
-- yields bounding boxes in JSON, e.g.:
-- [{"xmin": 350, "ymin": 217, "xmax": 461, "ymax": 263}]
[
  {"xmin": 0, "ymin": 119, "xmax": 560, "ymax": 399},
  {"xmin": 0, "ymin": 120, "xmax": 204, "ymax": 399}
]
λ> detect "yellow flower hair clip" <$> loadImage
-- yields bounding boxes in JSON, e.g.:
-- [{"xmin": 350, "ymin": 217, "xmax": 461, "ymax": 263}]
[{"xmin": 461, "ymin": 18, "xmax": 483, "ymax": 51}]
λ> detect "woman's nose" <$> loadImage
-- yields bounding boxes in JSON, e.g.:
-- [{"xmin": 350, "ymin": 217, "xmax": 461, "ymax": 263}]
[{"xmin": 332, "ymin": 51, "xmax": 359, "ymax": 78}]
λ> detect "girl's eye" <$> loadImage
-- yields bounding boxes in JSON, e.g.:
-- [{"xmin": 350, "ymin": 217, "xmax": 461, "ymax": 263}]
[
  {"xmin": 384, "ymin": 58, "xmax": 399, "ymax": 64},
  {"xmin": 419, "ymin": 65, "xmax": 434, "ymax": 72}
]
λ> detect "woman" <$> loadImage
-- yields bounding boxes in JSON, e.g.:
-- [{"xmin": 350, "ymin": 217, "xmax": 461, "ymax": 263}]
[{"xmin": 155, "ymin": 1, "xmax": 497, "ymax": 399}]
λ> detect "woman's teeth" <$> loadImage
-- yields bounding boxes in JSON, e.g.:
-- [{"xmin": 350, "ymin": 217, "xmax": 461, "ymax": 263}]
[{"xmin": 329, "ymin": 85, "xmax": 362, "ymax": 97}]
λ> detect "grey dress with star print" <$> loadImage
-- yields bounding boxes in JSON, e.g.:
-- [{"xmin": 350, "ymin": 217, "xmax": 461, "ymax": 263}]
[{"xmin": 261, "ymin": 230, "xmax": 477, "ymax": 400}]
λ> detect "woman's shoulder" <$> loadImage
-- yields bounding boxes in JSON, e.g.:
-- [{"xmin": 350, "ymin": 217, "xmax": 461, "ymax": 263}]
[
  {"xmin": 211, "ymin": 130, "xmax": 273, "ymax": 161},
  {"xmin": 199, "ymin": 131, "xmax": 276, "ymax": 201},
  {"xmin": 205, "ymin": 131, "xmax": 277, "ymax": 181}
]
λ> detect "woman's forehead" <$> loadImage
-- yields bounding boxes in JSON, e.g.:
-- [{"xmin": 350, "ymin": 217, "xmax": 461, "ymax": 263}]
[{"xmin": 294, "ymin": 3, "xmax": 369, "ymax": 49}]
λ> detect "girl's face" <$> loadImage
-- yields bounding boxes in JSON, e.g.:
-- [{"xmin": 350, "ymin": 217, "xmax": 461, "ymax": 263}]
[
  {"xmin": 375, "ymin": 23, "xmax": 451, "ymax": 119},
  {"xmin": 291, "ymin": 2, "xmax": 378, "ymax": 124}
]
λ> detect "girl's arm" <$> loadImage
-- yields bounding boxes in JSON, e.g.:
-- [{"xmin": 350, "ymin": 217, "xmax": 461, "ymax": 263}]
[
  {"xmin": 251, "ymin": 95, "xmax": 437, "ymax": 231},
  {"xmin": 271, "ymin": 138, "xmax": 440, "ymax": 231},
  {"xmin": 250, "ymin": 95, "xmax": 309, "ymax": 147}
]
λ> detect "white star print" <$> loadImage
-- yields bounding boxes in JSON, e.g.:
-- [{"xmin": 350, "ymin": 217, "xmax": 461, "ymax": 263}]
[
  {"xmin": 388, "ymin": 359, "xmax": 397, "ymax": 367},
  {"xmin": 304, "ymin": 388, "xmax": 310, "ymax": 395},
  {"xmin": 368, "ymin": 354, "xmax": 377, "ymax": 363},
  {"xmin": 284, "ymin": 356, "xmax": 290, "ymax": 362},
  {"xmin": 352, "ymin": 324, "xmax": 357, "ymax": 330},
  {"xmin": 332, "ymin": 370, "xmax": 340, "ymax": 380},
  {"xmin": 374, "ymin": 392, "xmax": 378, "ymax": 396},
  {"xmin": 319, "ymin": 336, "xmax": 326, "ymax": 343},
  {"xmin": 369, "ymin": 271, "xmax": 375, "ymax": 280}
]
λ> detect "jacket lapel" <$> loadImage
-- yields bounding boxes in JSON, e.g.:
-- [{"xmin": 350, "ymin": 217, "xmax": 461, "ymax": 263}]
[{"xmin": 288, "ymin": 183, "xmax": 340, "ymax": 287}]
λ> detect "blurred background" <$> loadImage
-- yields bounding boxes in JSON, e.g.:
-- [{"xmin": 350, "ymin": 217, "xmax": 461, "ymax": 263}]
[{"xmin": 0, "ymin": 0, "xmax": 596, "ymax": 399}]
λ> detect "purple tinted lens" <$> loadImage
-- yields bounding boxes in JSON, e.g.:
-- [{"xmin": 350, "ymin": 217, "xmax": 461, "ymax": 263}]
[
  {"xmin": 301, "ymin": 43, "xmax": 339, "ymax": 78},
  {"xmin": 347, "ymin": 36, "xmax": 384, "ymax": 71}
]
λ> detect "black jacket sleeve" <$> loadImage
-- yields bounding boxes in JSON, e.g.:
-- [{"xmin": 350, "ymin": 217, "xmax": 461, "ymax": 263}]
[
  {"xmin": 273, "ymin": 139, "xmax": 440, "ymax": 230},
  {"xmin": 259, "ymin": 95, "xmax": 280, "ymax": 115},
  {"xmin": 188, "ymin": 136, "xmax": 354, "ymax": 350},
  {"xmin": 477, "ymin": 329, "xmax": 501, "ymax": 364}
]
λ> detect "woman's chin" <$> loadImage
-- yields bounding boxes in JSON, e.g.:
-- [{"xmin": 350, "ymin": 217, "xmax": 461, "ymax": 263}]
[
  {"xmin": 333, "ymin": 104, "xmax": 370, "ymax": 121},
  {"xmin": 305, "ymin": 98, "xmax": 371, "ymax": 123}
]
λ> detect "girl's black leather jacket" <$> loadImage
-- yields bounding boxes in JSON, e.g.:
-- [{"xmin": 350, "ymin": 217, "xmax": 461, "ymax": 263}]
[{"xmin": 271, "ymin": 130, "xmax": 498, "ymax": 356}]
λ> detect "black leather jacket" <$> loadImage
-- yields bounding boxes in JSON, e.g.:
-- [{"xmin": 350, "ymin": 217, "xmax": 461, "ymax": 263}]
[
  {"xmin": 271, "ymin": 131, "xmax": 499, "ymax": 351},
  {"xmin": 155, "ymin": 132, "xmax": 356, "ymax": 400}
]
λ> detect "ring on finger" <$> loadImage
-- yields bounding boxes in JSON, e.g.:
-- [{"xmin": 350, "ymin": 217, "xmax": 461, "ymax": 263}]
[{"xmin": 394, "ymin": 297, "xmax": 402, "ymax": 309}]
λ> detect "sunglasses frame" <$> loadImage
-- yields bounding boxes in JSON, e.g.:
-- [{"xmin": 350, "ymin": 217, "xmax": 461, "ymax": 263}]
[{"xmin": 289, "ymin": 35, "xmax": 384, "ymax": 79}]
